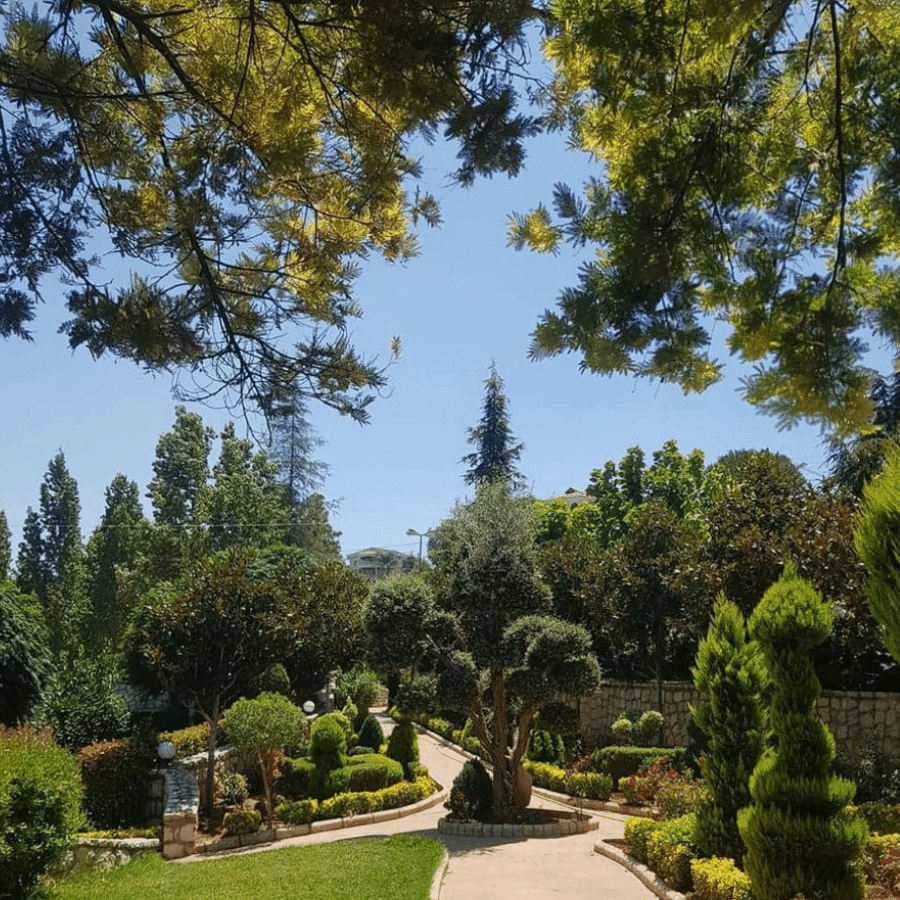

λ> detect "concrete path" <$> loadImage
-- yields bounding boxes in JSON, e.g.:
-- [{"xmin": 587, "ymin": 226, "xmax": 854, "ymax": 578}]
[{"xmin": 183, "ymin": 711, "xmax": 659, "ymax": 900}]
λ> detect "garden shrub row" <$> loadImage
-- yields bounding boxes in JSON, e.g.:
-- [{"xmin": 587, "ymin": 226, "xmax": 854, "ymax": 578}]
[
  {"xmin": 624, "ymin": 813, "xmax": 699, "ymax": 893},
  {"xmin": 77, "ymin": 738, "xmax": 155, "ymax": 829},
  {"xmin": 522, "ymin": 760, "xmax": 612, "ymax": 801},
  {"xmin": 273, "ymin": 775, "xmax": 437, "ymax": 826}
]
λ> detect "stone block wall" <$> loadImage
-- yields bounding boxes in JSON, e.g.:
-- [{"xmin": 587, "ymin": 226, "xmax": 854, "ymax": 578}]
[{"xmin": 580, "ymin": 680, "xmax": 900, "ymax": 761}]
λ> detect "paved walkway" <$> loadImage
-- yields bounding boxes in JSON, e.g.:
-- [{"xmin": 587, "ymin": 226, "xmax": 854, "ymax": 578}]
[{"xmin": 182, "ymin": 712, "xmax": 659, "ymax": 900}]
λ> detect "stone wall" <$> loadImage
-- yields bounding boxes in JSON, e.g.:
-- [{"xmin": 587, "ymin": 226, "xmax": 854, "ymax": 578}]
[
  {"xmin": 580, "ymin": 680, "xmax": 900, "ymax": 760},
  {"xmin": 55, "ymin": 838, "xmax": 158, "ymax": 877}
]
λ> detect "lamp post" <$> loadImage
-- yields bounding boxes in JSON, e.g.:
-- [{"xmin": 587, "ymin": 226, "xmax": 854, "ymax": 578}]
[{"xmin": 406, "ymin": 527, "xmax": 433, "ymax": 566}]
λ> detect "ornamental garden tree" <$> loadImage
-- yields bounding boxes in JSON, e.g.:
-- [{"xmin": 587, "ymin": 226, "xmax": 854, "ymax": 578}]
[
  {"xmin": 126, "ymin": 548, "xmax": 303, "ymax": 815},
  {"xmin": 223, "ymin": 692, "xmax": 305, "ymax": 825},
  {"xmin": 738, "ymin": 565, "xmax": 868, "ymax": 900},
  {"xmin": 435, "ymin": 481, "xmax": 600, "ymax": 821}
]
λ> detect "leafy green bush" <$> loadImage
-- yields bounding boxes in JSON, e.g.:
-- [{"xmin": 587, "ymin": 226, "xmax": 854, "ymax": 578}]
[
  {"xmin": 523, "ymin": 760, "xmax": 566, "ymax": 793},
  {"xmin": 593, "ymin": 746, "xmax": 687, "ymax": 786},
  {"xmin": 357, "ymin": 715, "xmax": 385, "ymax": 752},
  {"xmin": 218, "ymin": 772, "xmax": 249, "ymax": 806},
  {"xmin": 621, "ymin": 757, "xmax": 690, "ymax": 804},
  {"xmin": 657, "ymin": 778, "xmax": 703, "ymax": 819},
  {"xmin": 623, "ymin": 816, "xmax": 660, "ymax": 864},
  {"xmin": 223, "ymin": 808, "xmax": 261, "ymax": 835},
  {"xmin": 256, "ymin": 663, "xmax": 292, "ymax": 699},
  {"xmin": 158, "ymin": 722, "xmax": 211, "ymax": 757},
  {"xmin": 386, "ymin": 719, "xmax": 419, "ymax": 777},
  {"xmin": 343, "ymin": 754, "xmax": 404, "ymax": 792},
  {"xmin": 275, "ymin": 798, "xmax": 318, "ymax": 825},
  {"xmin": 274, "ymin": 756, "xmax": 315, "ymax": 799},
  {"xmin": 646, "ymin": 813, "xmax": 699, "ymax": 893},
  {"xmin": 445, "ymin": 759, "xmax": 492, "ymax": 821},
  {"xmin": 0, "ymin": 727, "xmax": 83, "ymax": 900},
  {"xmin": 77, "ymin": 738, "xmax": 155, "ymax": 829},
  {"xmin": 41, "ymin": 673, "xmax": 131, "ymax": 751},
  {"xmin": 611, "ymin": 716, "xmax": 634, "ymax": 745},
  {"xmin": 636, "ymin": 711, "xmax": 664, "ymax": 746},
  {"xmin": 853, "ymin": 801, "xmax": 900, "ymax": 835},
  {"xmin": 691, "ymin": 857, "xmax": 754, "ymax": 900},
  {"xmin": 527, "ymin": 728, "xmax": 566, "ymax": 766},
  {"xmin": 861, "ymin": 833, "xmax": 900, "ymax": 891}
]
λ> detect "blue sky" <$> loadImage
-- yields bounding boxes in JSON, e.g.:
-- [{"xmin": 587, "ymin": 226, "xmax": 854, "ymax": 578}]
[{"xmin": 0, "ymin": 127, "xmax": 885, "ymax": 561}]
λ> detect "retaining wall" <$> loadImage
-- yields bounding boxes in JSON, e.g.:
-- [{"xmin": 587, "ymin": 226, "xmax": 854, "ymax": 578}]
[{"xmin": 581, "ymin": 680, "xmax": 900, "ymax": 760}]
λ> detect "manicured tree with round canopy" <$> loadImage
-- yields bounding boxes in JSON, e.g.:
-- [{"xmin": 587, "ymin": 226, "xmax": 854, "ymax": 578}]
[
  {"xmin": 436, "ymin": 481, "xmax": 600, "ymax": 820},
  {"xmin": 223, "ymin": 692, "xmax": 305, "ymax": 825},
  {"xmin": 739, "ymin": 566, "xmax": 867, "ymax": 900}
]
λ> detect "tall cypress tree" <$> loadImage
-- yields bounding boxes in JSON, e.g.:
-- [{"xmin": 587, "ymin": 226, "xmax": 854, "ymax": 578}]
[{"xmin": 461, "ymin": 363, "xmax": 525, "ymax": 488}]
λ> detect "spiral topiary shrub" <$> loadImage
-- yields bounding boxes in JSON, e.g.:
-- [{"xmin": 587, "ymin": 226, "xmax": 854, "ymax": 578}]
[
  {"xmin": 738, "ymin": 565, "xmax": 869, "ymax": 900},
  {"xmin": 308, "ymin": 712, "xmax": 349, "ymax": 799},
  {"xmin": 386, "ymin": 719, "xmax": 419, "ymax": 777}
]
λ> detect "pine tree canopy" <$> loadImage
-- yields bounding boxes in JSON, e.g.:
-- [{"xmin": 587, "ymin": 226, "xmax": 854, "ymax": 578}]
[
  {"xmin": 461, "ymin": 363, "xmax": 525, "ymax": 486},
  {"xmin": 509, "ymin": 0, "xmax": 900, "ymax": 435},
  {"xmin": 0, "ymin": 0, "xmax": 541, "ymax": 422}
]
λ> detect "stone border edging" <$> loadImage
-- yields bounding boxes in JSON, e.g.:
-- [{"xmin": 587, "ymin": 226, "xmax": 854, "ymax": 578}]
[
  {"xmin": 194, "ymin": 785, "xmax": 449, "ymax": 856},
  {"xmin": 437, "ymin": 809, "xmax": 598, "ymax": 839},
  {"xmin": 593, "ymin": 839, "xmax": 686, "ymax": 900}
]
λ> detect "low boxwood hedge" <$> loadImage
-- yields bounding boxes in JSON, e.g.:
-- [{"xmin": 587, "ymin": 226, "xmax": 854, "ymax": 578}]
[{"xmin": 592, "ymin": 746, "xmax": 688, "ymax": 786}]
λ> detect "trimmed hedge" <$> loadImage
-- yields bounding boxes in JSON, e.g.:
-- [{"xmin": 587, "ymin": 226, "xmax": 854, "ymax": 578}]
[
  {"xmin": 274, "ymin": 756, "xmax": 315, "ymax": 799},
  {"xmin": 592, "ymin": 746, "xmax": 688, "ymax": 786},
  {"xmin": 77, "ymin": 738, "xmax": 155, "ymax": 829},
  {"xmin": 646, "ymin": 813, "xmax": 699, "ymax": 893},
  {"xmin": 624, "ymin": 816, "xmax": 660, "ymax": 864},
  {"xmin": 522, "ymin": 760, "xmax": 612, "ymax": 801},
  {"xmin": 852, "ymin": 801, "xmax": 900, "ymax": 836},
  {"xmin": 158, "ymin": 722, "xmax": 212, "ymax": 757}
]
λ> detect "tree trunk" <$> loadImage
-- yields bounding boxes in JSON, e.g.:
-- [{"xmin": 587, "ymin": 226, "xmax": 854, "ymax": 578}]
[
  {"xmin": 489, "ymin": 667, "xmax": 519, "ymax": 821},
  {"xmin": 204, "ymin": 701, "xmax": 220, "ymax": 818}
]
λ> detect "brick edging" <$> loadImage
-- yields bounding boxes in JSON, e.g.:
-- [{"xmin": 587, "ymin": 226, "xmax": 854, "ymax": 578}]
[{"xmin": 593, "ymin": 839, "xmax": 687, "ymax": 900}]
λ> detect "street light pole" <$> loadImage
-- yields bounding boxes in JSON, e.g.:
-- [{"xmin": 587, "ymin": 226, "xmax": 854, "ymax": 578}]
[{"xmin": 406, "ymin": 527, "xmax": 433, "ymax": 566}]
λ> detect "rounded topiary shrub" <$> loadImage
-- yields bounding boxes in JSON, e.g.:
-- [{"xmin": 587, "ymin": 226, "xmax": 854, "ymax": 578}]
[
  {"xmin": 357, "ymin": 714, "xmax": 385, "ymax": 752},
  {"xmin": 386, "ymin": 720, "xmax": 419, "ymax": 777}
]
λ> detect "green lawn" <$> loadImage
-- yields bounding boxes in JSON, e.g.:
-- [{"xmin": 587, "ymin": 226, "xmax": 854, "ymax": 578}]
[{"xmin": 52, "ymin": 835, "xmax": 445, "ymax": 900}]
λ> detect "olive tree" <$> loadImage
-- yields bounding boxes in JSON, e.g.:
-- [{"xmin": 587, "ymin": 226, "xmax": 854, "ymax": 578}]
[{"xmin": 436, "ymin": 482, "xmax": 600, "ymax": 821}]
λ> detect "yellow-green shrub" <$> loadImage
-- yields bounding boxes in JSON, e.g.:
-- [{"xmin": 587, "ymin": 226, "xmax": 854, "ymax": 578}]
[
  {"xmin": 275, "ymin": 798, "xmax": 318, "ymax": 825},
  {"xmin": 223, "ymin": 808, "xmax": 260, "ymax": 835},
  {"xmin": 645, "ymin": 813, "xmax": 698, "ymax": 893},
  {"xmin": 861, "ymin": 833, "xmax": 900, "ymax": 891},
  {"xmin": 691, "ymin": 857, "xmax": 754, "ymax": 900},
  {"xmin": 623, "ymin": 816, "xmax": 660, "ymax": 864}
]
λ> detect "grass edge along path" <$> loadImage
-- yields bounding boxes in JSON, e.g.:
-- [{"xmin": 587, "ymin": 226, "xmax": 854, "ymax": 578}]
[{"xmin": 51, "ymin": 834, "xmax": 445, "ymax": 900}]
